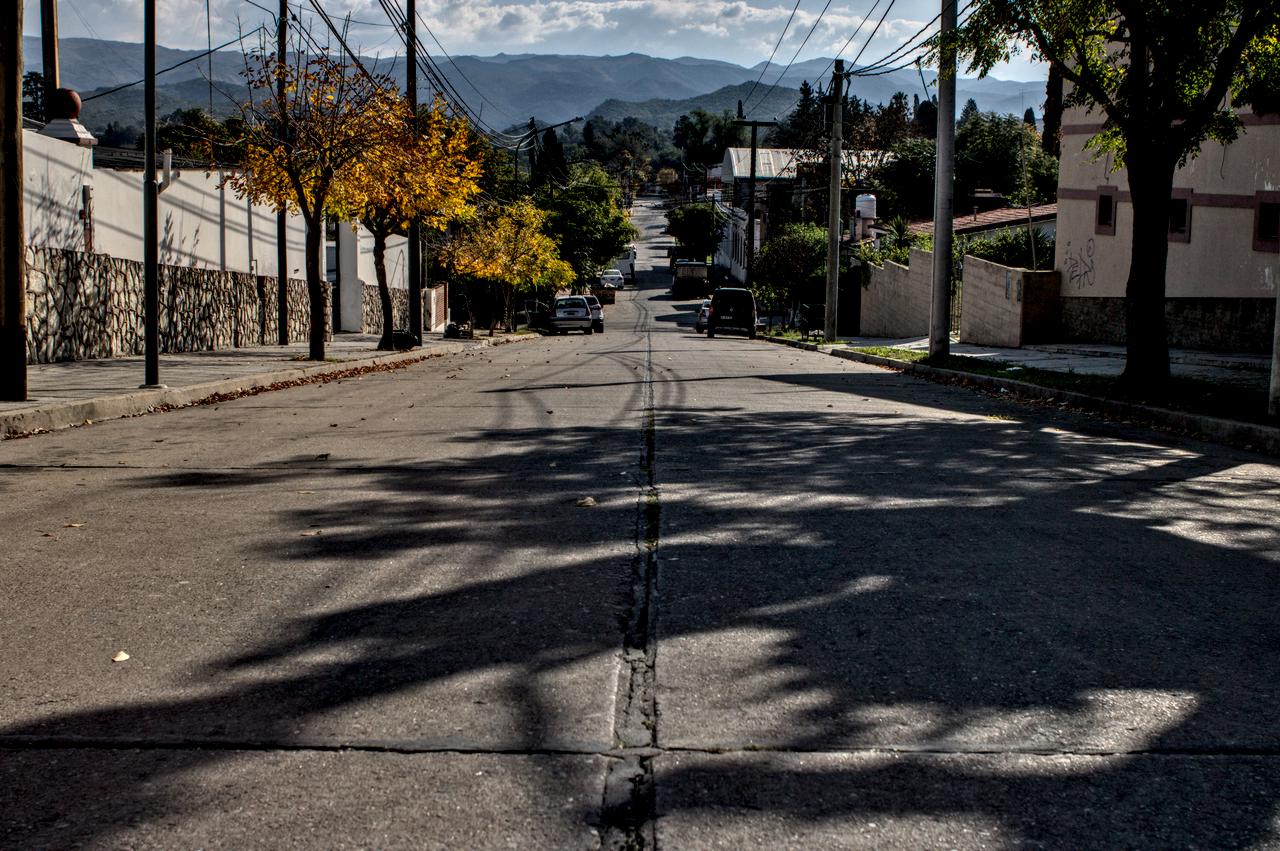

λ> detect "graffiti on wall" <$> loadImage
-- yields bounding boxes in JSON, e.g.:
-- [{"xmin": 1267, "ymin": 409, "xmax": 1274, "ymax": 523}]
[{"xmin": 1064, "ymin": 238, "xmax": 1097, "ymax": 290}]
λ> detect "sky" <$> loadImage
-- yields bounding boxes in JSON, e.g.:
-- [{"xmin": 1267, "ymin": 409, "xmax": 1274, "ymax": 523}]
[{"xmin": 22, "ymin": 0, "xmax": 1048, "ymax": 81}]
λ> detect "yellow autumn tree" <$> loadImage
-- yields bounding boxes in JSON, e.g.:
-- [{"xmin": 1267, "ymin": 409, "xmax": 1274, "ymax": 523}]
[
  {"xmin": 225, "ymin": 45, "xmax": 399, "ymax": 360},
  {"xmin": 449, "ymin": 199, "xmax": 573, "ymax": 333},
  {"xmin": 330, "ymin": 97, "xmax": 481, "ymax": 350}
]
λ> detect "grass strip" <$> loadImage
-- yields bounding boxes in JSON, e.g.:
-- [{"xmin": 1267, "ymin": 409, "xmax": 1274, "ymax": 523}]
[{"xmin": 850, "ymin": 346, "xmax": 1275, "ymax": 427}]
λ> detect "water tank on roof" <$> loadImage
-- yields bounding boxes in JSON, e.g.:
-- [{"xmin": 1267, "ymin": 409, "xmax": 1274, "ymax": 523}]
[{"xmin": 855, "ymin": 193, "xmax": 877, "ymax": 221}]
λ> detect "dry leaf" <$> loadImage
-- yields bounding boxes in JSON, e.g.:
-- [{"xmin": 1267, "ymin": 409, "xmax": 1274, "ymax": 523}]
[
  {"xmin": 64, "ymin": 523, "xmax": 84, "ymax": 528},
  {"xmin": 300, "ymin": 530, "xmax": 322, "ymax": 537},
  {"xmin": 112, "ymin": 651, "xmax": 130, "ymax": 663},
  {"xmin": 575, "ymin": 497, "xmax": 598, "ymax": 508},
  {"xmin": 296, "ymin": 490, "xmax": 316, "ymax": 495}
]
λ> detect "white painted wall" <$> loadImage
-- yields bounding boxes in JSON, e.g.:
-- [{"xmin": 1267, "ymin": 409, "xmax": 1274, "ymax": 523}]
[
  {"xmin": 332, "ymin": 222, "xmax": 408, "ymax": 332},
  {"xmin": 23, "ymin": 130, "xmax": 310, "ymax": 279}
]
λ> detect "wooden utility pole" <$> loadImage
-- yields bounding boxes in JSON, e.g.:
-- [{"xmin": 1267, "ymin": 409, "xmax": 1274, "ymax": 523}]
[
  {"xmin": 142, "ymin": 0, "xmax": 161, "ymax": 386},
  {"xmin": 406, "ymin": 0, "xmax": 422, "ymax": 342},
  {"xmin": 824, "ymin": 60, "xmax": 843, "ymax": 341},
  {"xmin": 733, "ymin": 106, "xmax": 776, "ymax": 289},
  {"xmin": 276, "ymin": 0, "xmax": 289, "ymax": 345},
  {"xmin": 1, "ymin": 2, "xmax": 27, "ymax": 400},
  {"xmin": 40, "ymin": 0, "xmax": 59, "ymax": 107},
  {"xmin": 929, "ymin": 0, "xmax": 957, "ymax": 359}
]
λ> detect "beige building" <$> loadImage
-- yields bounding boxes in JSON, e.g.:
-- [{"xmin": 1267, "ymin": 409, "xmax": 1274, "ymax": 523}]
[{"xmin": 1054, "ymin": 107, "xmax": 1280, "ymax": 352}]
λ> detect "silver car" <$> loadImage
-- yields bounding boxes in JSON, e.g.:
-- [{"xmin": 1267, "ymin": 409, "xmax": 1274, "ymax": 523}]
[
  {"xmin": 584, "ymin": 295, "xmax": 605, "ymax": 333},
  {"xmin": 550, "ymin": 295, "xmax": 594, "ymax": 334},
  {"xmin": 694, "ymin": 299, "xmax": 711, "ymax": 333}
]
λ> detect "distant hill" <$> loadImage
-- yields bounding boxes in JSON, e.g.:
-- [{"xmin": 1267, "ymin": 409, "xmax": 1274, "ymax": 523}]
[
  {"xmin": 589, "ymin": 82, "xmax": 804, "ymax": 130},
  {"xmin": 22, "ymin": 37, "xmax": 1047, "ymax": 133}
]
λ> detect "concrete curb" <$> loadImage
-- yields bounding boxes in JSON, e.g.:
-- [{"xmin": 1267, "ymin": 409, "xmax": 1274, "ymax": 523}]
[
  {"xmin": 2, "ymin": 335, "xmax": 534, "ymax": 440},
  {"xmin": 761, "ymin": 335, "xmax": 1280, "ymax": 455}
]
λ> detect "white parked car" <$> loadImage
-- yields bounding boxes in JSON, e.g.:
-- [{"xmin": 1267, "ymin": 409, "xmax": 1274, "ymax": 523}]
[
  {"xmin": 584, "ymin": 294, "xmax": 604, "ymax": 333},
  {"xmin": 599, "ymin": 269, "xmax": 625, "ymax": 289},
  {"xmin": 549, "ymin": 295, "xmax": 594, "ymax": 334}
]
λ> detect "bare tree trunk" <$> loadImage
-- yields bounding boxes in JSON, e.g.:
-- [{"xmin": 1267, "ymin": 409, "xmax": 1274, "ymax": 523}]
[
  {"xmin": 372, "ymin": 227, "xmax": 394, "ymax": 350},
  {"xmin": 1121, "ymin": 155, "xmax": 1174, "ymax": 386}
]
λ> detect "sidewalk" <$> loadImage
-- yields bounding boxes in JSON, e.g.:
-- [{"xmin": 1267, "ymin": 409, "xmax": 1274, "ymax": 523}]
[
  {"xmin": 846, "ymin": 337, "xmax": 1271, "ymax": 391},
  {"xmin": 1, "ymin": 332, "xmax": 523, "ymax": 438},
  {"xmin": 764, "ymin": 334, "xmax": 1279, "ymax": 454}
]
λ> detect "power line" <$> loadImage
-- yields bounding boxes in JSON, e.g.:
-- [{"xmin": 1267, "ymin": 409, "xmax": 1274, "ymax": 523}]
[
  {"xmin": 82, "ymin": 26, "xmax": 266, "ymax": 102},
  {"xmin": 745, "ymin": 0, "xmax": 836, "ymax": 116},
  {"xmin": 741, "ymin": 0, "xmax": 805, "ymax": 111}
]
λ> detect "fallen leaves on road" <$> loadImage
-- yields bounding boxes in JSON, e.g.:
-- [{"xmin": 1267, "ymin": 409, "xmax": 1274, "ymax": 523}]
[
  {"xmin": 112, "ymin": 651, "xmax": 130, "ymax": 663},
  {"xmin": 576, "ymin": 497, "xmax": 598, "ymax": 507},
  {"xmin": 64, "ymin": 522, "xmax": 85, "ymax": 528},
  {"xmin": 300, "ymin": 530, "xmax": 322, "ymax": 537}
]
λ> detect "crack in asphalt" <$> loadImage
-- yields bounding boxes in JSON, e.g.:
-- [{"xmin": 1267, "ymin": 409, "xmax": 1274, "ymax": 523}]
[{"xmin": 600, "ymin": 304, "xmax": 660, "ymax": 851}]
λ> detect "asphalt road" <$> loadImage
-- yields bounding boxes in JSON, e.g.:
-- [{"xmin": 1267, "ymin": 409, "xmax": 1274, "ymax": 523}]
[{"xmin": 3, "ymin": 198, "xmax": 1280, "ymax": 849}]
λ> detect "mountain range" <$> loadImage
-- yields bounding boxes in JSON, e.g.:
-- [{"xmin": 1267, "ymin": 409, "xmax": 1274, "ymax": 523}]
[{"xmin": 22, "ymin": 37, "xmax": 1047, "ymax": 135}]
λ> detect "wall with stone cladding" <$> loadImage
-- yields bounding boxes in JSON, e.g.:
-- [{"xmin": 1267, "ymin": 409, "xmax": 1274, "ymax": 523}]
[
  {"xmin": 24, "ymin": 246, "xmax": 326, "ymax": 363},
  {"xmin": 859, "ymin": 247, "xmax": 933, "ymax": 338},
  {"xmin": 1059, "ymin": 296, "xmax": 1275, "ymax": 353},
  {"xmin": 959, "ymin": 256, "xmax": 1061, "ymax": 347},
  {"xmin": 362, "ymin": 284, "xmax": 411, "ymax": 335}
]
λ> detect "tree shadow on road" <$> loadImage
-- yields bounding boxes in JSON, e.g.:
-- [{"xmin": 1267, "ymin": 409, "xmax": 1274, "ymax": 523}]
[{"xmin": 3, "ymin": 367, "xmax": 1279, "ymax": 847}]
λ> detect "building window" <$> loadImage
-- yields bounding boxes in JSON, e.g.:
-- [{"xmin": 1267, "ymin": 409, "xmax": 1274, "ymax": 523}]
[
  {"xmin": 1095, "ymin": 188, "xmax": 1117, "ymax": 236},
  {"xmin": 1168, "ymin": 190, "xmax": 1192, "ymax": 243},
  {"xmin": 1255, "ymin": 192, "xmax": 1280, "ymax": 253}
]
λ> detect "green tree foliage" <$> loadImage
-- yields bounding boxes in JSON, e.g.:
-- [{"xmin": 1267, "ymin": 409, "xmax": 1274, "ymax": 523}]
[
  {"xmin": 767, "ymin": 81, "xmax": 823, "ymax": 149},
  {"xmin": 959, "ymin": 97, "xmax": 980, "ymax": 127},
  {"xmin": 538, "ymin": 163, "xmax": 638, "ymax": 287},
  {"xmin": 22, "ymin": 72, "xmax": 44, "ymax": 123},
  {"xmin": 871, "ymin": 137, "xmax": 937, "ymax": 220},
  {"xmin": 672, "ymin": 108, "xmax": 745, "ymax": 169},
  {"xmin": 753, "ymin": 222, "xmax": 828, "ymax": 313},
  {"xmin": 955, "ymin": 111, "xmax": 1057, "ymax": 206},
  {"xmin": 145, "ymin": 108, "xmax": 245, "ymax": 164},
  {"xmin": 665, "ymin": 202, "xmax": 727, "ymax": 260},
  {"xmin": 530, "ymin": 127, "xmax": 569, "ymax": 190},
  {"xmin": 949, "ymin": 0, "xmax": 1280, "ymax": 383},
  {"xmin": 959, "ymin": 226, "xmax": 1055, "ymax": 271}
]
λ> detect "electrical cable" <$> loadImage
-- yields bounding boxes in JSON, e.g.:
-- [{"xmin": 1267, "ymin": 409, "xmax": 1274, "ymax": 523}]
[
  {"xmin": 83, "ymin": 26, "xmax": 266, "ymax": 101},
  {"xmin": 744, "ymin": 0, "xmax": 834, "ymax": 116},
  {"xmin": 741, "ymin": 0, "xmax": 805, "ymax": 111}
]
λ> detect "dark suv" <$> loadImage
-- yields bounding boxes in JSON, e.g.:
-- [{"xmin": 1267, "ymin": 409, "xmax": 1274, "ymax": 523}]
[{"xmin": 706, "ymin": 288, "xmax": 757, "ymax": 339}]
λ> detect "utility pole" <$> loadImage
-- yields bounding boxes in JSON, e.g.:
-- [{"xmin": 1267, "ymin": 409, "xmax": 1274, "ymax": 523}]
[
  {"xmin": 929, "ymin": 0, "xmax": 957, "ymax": 359},
  {"xmin": 406, "ymin": 0, "xmax": 422, "ymax": 342},
  {"xmin": 1, "ymin": 2, "xmax": 26, "ymax": 400},
  {"xmin": 824, "ymin": 60, "xmax": 843, "ymax": 342},
  {"xmin": 276, "ymin": 0, "xmax": 289, "ymax": 345},
  {"xmin": 142, "ymin": 0, "xmax": 161, "ymax": 387},
  {"xmin": 733, "ymin": 105, "xmax": 776, "ymax": 289},
  {"xmin": 40, "ymin": 0, "xmax": 59, "ymax": 109}
]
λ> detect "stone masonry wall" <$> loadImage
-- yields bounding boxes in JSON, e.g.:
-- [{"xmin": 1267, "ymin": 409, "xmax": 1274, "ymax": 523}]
[
  {"xmin": 859, "ymin": 247, "xmax": 933, "ymax": 339},
  {"xmin": 25, "ymin": 246, "xmax": 327, "ymax": 364},
  {"xmin": 362, "ymin": 284, "xmax": 411, "ymax": 335}
]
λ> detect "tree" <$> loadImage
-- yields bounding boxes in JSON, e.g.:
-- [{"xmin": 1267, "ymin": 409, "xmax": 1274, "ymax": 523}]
[
  {"xmin": 955, "ymin": 111, "xmax": 1057, "ymax": 206},
  {"xmin": 951, "ymin": 0, "xmax": 1280, "ymax": 383},
  {"xmin": 331, "ymin": 98, "xmax": 482, "ymax": 349},
  {"xmin": 538, "ymin": 163, "xmax": 636, "ymax": 288},
  {"xmin": 871, "ymin": 136, "xmax": 937, "ymax": 220},
  {"xmin": 146, "ymin": 108, "xmax": 244, "ymax": 164},
  {"xmin": 225, "ymin": 44, "xmax": 394, "ymax": 360},
  {"xmin": 753, "ymin": 222, "xmax": 828, "ymax": 317},
  {"xmin": 530, "ymin": 127, "xmax": 569, "ymax": 190},
  {"xmin": 959, "ymin": 97, "xmax": 980, "ymax": 127},
  {"xmin": 448, "ymin": 199, "xmax": 574, "ymax": 332},
  {"xmin": 22, "ymin": 72, "xmax": 44, "ymax": 123},
  {"xmin": 665, "ymin": 202, "xmax": 727, "ymax": 260},
  {"xmin": 1023, "ymin": 106, "xmax": 1037, "ymax": 127}
]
